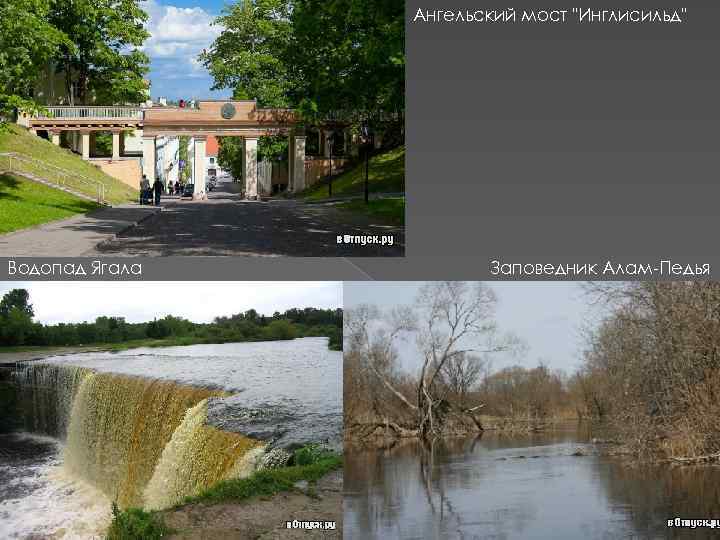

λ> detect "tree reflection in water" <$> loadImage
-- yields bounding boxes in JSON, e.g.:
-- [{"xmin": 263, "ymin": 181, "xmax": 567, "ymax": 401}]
[{"xmin": 344, "ymin": 428, "xmax": 720, "ymax": 540}]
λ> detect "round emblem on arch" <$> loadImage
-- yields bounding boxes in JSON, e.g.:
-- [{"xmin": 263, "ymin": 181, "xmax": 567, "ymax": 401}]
[{"xmin": 221, "ymin": 102, "xmax": 236, "ymax": 119}]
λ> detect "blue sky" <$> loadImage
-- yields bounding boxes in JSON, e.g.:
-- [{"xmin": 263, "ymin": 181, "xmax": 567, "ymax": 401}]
[{"xmin": 141, "ymin": 0, "xmax": 234, "ymax": 101}]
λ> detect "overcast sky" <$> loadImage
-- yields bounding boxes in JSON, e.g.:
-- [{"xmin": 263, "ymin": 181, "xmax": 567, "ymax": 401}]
[
  {"xmin": 0, "ymin": 282, "xmax": 341, "ymax": 325},
  {"xmin": 141, "ymin": 0, "xmax": 228, "ymax": 100},
  {"xmin": 344, "ymin": 282, "xmax": 601, "ymax": 374}
]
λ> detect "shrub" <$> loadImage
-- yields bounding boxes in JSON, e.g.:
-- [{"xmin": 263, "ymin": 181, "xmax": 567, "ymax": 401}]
[{"xmin": 106, "ymin": 504, "xmax": 170, "ymax": 540}]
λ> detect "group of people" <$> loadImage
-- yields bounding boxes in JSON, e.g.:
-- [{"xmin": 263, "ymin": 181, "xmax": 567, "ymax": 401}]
[{"xmin": 139, "ymin": 175, "xmax": 185, "ymax": 206}]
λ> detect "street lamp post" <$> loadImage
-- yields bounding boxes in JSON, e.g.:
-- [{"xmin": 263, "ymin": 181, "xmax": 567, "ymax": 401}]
[
  {"xmin": 327, "ymin": 132, "xmax": 334, "ymax": 198},
  {"xmin": 360, "ymin": 122, "xmax": 374, "ymax": 204}
]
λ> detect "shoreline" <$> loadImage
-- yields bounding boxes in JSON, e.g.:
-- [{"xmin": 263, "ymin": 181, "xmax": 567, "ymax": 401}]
[{"xmin": 0, "ymin": 335, "xmax": 340, "ymax": 365}]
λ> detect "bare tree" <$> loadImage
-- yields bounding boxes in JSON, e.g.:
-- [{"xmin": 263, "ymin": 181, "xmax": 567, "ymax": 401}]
[
  {"xmin": 345, "ymin": 282, "xmax": 522, "ymax": 439},
  {"xmin": 438, "ymin": 352, "xmax": 488, "ymax": 409},
  {"xmin": 411, "ymin": 282, "xmax": 520, "ymax": 437},
  {"xmin": 577, "ymin": 282, "xmax": 720, "ymax": 459}
]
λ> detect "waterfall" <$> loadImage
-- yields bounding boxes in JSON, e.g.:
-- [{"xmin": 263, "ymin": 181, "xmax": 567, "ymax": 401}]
[
  {"xmin": 143, "ymin": 399, "xmax": 265, "ymax": 510},
  {"xmin": 15, "ymin": 363, "xmax": 266, "ymax": 510},
  {"xmin": 16, "ymin": 364, "xmax": 92, "ymax": 438}
]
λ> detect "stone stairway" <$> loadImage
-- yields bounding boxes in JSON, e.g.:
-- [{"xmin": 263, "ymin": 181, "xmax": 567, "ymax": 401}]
[{"xmin": 2, "ymin": 168, "xmax": 105, "ymax": 204}]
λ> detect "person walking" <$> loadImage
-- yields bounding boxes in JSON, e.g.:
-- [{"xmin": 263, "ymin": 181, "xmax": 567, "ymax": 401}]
[
  {"xmin": 153, "ymin": 177, "xmax": 163, "ymax": 206},
  {"xmin": 140, "ymin": 174, "xmax": 150, "ymax": 204}
]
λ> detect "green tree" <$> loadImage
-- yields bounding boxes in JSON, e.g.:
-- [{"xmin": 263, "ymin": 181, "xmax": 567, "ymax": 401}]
[
  {"xmin": 0, "ymin": 288, "xmax": 34, "ymax": 318},
  {"xmin": 0, "ymin": 0, "xmax": 69, "ymax": 121},
  {"xmin": 201, "ymin": 0, "xmax": 405, "ymax": 166},
  {"xmin": 200, "ymin": 0, "xmax": 294, "ymax": 108},
  {"xmin": 202, "ymin": 0, "xmax": 295, "ymax": 176},
  {"xmin": 217, "ymin": 137, "xmax": 244, "ymax": 181},
  {"xmin": 291, "ymin": 0, "xmax": 405, "ymax": 125},
  {"xmin": 179, "ymin": 136, "xmax": 191, "ymax": 182},
  {"xmin": 265, "ymin": 319, "xmax": 297, "ymax": 340},
  {"xmin": 48, "ymin": 0, "xmax": 150, "ymax": 104},
  {"xmin": 1, "ymin": 307, "xmax": 35, "ymax": 345},
  {"xmin": 0, "ymin": 288, "xmax": 35, "ymax": 346}
]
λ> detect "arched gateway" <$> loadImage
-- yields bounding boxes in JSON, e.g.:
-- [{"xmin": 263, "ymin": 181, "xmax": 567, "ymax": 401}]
[{"xmin": 27, "ymin": 100, "xmax": 306, "ymax": 200}]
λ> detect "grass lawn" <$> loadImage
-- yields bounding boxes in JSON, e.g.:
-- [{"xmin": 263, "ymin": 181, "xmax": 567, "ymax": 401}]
[
  {"xmin": 337, "ymin": 197, "xmax": 405, "ymax": 226},
  {"xmin": 0, "ymin": 173, "xmax": 98, "ymax": 234},
  {"xmin": 300, "ymin": 145, "xmax": 404, "ymax": 201},
  {"xmin": 181, "ymin": 453, "xmax": 342, "ymax": 506},
  {"xmin": 0, "ymin": 124, "xmax": 137, "ymax": 205},
  {"xmin": 107, "ymin": 450, "xmax": 342, "ymax": 540}
]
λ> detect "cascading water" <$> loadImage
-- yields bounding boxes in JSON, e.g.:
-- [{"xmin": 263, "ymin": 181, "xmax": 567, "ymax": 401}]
[
  {"xmin": 144, "ymin": 399, "xmax": 266, "ymax": 510},
  {"xmin": 3, "ymin": 338, "xmax": 341, "ymax": 538},
  {"xmin": 14, "ymin": 363, "xmax": 267, "ymax": 510},
  {"xmin": 16, "ymin": 364, "xmax": 92, "ymax": 438}
]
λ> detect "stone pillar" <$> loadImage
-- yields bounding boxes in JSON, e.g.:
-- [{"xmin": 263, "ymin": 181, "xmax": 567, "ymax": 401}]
[
  {"xmin": 81, "ymin": 132, "xmax": 90, "ymax": 160},
  {"xmin": 50, "ymin": 131, "xmax": 61, "ymax": 146},
  {"xmin": 112, "ymin": 131, "xmax": 121, "ymax": 160},
  {"xmin": 239, "ymin": 138, "xmax": 246, "ymax": 184},
  {"xmin": 244, "ymin": 137, "xmax": 258, "ymax": 199},
  {"xmin": 142, "ymin": 135, "xmax": 156, "ymax": 182},
  {"xmin": 193, "ymin": 135, "xmax": 207, "ymax": 200},
  {"xmin": 287, "ymin": 135, "xmax": 295, "ymax": 191},
  {"xmin": 291, "ymin": 135, "xmax": 306, "ymax": 192}
]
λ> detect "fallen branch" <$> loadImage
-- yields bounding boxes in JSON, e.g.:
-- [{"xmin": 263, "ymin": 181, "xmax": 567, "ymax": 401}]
[
  {"xmin": 667, "ymin": 451, "xmax": 720, "ymax": 464},
  {"xmin": 353, "ymin": 421, "xmax": 419, "ymax": 439},
  {"xmin": 463, "ymin": 404, "xmax": 485, "ymax": 413}
]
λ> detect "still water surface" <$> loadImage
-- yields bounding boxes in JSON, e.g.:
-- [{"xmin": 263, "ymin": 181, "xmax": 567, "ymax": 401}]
[{"xmin": 344, "ymin": 426, "xmax": 720, "ymax": 540}]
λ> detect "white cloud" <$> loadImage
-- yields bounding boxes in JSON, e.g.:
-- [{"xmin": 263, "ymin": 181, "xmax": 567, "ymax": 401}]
[
  {"xmin": 141, "ymin": 0, "xmax": 222, "ymax": 84},
  {"xmin": 0, "ymin": 282, "xmax": 342, "ymax": 324}
]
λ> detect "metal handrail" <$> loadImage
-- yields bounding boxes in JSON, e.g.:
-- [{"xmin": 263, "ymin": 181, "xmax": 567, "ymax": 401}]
[
  {"xmin": 34, "ymin": 106, "xmax": 144, "ymax": 120},
  {"xmin": 0, "ymin": 152, "xmax": 106, "ymax": 204}
]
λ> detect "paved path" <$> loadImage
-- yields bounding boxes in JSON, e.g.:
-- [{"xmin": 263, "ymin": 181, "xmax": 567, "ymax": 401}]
[
  {"xmin": 92, "ymin": 181, "xmax": 404, "ymax": 257},
  {"xmin": 0, "ymin": 205, "xmax": 160, "ymax": 256}
]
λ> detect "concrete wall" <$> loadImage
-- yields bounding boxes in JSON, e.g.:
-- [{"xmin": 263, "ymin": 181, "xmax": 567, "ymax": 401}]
[
  {"xmin": 92, "ymin": 158, "xmax": 142, "ymax": 190},
  {"xmin": 304, "ymin": 157, "xmax": 350, "ymax": 188}
]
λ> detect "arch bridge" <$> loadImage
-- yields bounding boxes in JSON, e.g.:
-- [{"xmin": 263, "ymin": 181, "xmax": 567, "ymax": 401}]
[{"xmin": 28, "ymin": 100, "xmax": 307, "ymax": 199}]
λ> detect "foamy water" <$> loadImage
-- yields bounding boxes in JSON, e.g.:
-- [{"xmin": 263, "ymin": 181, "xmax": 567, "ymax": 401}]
[{"xmin": 0, "ymin": 433, "xmax": 111, "ymax": 540}]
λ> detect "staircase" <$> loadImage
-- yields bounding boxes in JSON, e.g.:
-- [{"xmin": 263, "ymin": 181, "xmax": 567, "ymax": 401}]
[{"xmin": 0, "ymin": 152, "xmax": 107, "ymax": 205}]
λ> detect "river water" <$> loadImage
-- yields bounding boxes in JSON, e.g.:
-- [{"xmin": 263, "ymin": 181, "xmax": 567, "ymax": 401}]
[
  {"xmin": 0, "ymin": 337, "xmax": 341, "ymax": 539},
  {"xmin": 344, "ymin": 426, "xmax": 720, "ymax": 540},
  {"xmin": 37, "ymin": 337, "xmax": 343, "ymax": 448}
]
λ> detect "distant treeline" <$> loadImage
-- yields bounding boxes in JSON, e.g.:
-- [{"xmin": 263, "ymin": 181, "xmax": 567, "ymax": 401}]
[{"xmin": 0, "ymin": 289, "xmax": 342, "ymax": 350}]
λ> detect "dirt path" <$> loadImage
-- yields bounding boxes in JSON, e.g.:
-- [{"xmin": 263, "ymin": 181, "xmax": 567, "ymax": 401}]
[{"xmin": 162, "ymin": 470, "xmax": 342, "ymax": 539}]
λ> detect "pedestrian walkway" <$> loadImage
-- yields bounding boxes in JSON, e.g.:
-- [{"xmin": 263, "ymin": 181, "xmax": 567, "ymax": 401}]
[
  {"xmin": 0, "ymin": 205, "xmax": 160, "ymax": 256},
  {"xmin": 93, "ymin": 181, "xmax": 404, "ymax": 257}
]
